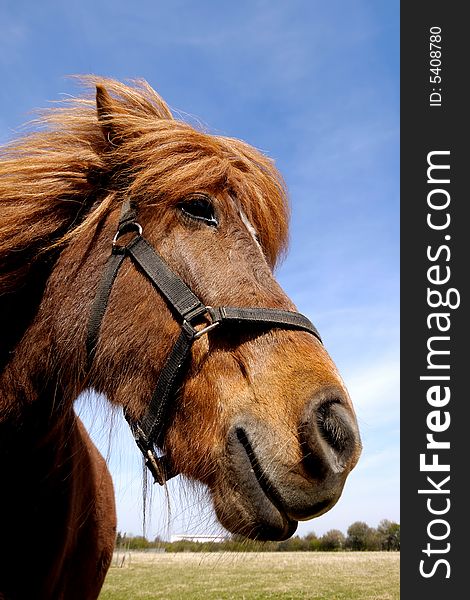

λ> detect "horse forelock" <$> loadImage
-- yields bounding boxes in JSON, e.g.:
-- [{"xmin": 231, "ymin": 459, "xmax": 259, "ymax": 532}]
[{"xmin": 0, "ymin": 77, "xmax": 289, "ymax": 301}]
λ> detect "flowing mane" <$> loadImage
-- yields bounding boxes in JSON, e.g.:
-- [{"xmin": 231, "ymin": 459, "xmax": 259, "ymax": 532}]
[{"xmin": 0, "ymin": 76, "xmax": 289, "ymax": 368}]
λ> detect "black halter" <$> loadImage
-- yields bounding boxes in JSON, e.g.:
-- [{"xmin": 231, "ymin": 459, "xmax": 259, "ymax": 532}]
[{"xmin": 86, "ymin": 201, "xmax": 322, "ymax": 485}]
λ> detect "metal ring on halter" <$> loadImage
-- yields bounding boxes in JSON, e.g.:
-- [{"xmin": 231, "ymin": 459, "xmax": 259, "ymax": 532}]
[{"xmin": 112, "ymin": 222, "xmax": 143, "ymax": 247}]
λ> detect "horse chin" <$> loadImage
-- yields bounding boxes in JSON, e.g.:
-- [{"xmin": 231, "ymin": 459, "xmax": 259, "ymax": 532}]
[
  {"xmin": 211, "ymin": 480, "xmax": 298, "ymax": 542},
  {"xmin": 209, "ymin": 427, "xmax": 299, "ymax": 542}
]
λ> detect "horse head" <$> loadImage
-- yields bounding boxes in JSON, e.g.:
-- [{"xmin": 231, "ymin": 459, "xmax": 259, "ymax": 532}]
[{"xmin": 4, "ymin": 78, "xmax": 361, "ymax": 541}]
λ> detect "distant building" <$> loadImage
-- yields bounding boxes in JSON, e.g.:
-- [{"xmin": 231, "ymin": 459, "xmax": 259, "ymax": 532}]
[{"xmin": 170, "ymin": 534, "xmax": 227, "ymax": 544}]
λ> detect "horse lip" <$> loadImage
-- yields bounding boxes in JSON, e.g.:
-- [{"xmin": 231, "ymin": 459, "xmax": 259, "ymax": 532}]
[
  {"xmin": 235, "ymin": 428, "xmax": 286, "ymax": 511},
  {"xmin": 231, "ymin": 427, "xmax": 297, "ymax": 539}
]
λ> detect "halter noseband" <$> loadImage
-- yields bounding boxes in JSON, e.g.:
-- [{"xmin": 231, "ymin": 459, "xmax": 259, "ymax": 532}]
[{"xmin": 86, "ymin": 201, "xmax": 322, "ymax": 485}]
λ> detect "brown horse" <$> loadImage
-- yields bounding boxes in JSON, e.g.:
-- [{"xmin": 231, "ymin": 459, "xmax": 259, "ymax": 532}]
[{"xmin": 0, "ymin": 77, "xmax": 361, "ymax": 599}]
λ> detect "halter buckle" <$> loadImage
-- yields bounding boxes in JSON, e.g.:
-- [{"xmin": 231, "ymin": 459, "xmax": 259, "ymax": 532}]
[
  {"xmin": 183, "ymin": 306, "xmax": 220, "ymax": 340},
  {"xmin": 145, "ymin": 449, "xmax": 167, "ymax": 486}
]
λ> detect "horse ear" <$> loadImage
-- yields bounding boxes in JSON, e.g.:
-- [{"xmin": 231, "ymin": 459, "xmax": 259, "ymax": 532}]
[{"xmin": 96, "ymin": 85, "xmax": 120, "ymax": 146}]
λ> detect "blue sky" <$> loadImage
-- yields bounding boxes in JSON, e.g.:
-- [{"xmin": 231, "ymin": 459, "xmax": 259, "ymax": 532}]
[{"xmin": 2, "ymin": 1, "xmax": 399, "ymax": 538}]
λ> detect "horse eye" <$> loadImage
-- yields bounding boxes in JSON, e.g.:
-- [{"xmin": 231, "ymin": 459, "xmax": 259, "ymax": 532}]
[{"xmin": 178, "ymin": 197, "xmax": 218, "ymax": 227}]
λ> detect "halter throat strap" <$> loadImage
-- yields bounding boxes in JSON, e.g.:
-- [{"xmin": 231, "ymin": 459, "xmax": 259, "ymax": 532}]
[{"xmin": 86, "ymin": 203, "xmax": 322, "ymax": 485}]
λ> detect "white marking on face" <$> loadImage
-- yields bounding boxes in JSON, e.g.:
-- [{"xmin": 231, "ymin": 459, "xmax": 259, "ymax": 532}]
[
  {"xmin": 238, "ymin": 206, "xmax": 263, "ymax": 251},
  {"xmin": 231, "ymin": 195, "xmax": 270, "ymax": 267}
]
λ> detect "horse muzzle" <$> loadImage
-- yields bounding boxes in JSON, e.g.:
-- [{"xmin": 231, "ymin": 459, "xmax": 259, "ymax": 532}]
[{"xmin": 215, "ymin": 389, "xmax": 361, "ymax": 541}]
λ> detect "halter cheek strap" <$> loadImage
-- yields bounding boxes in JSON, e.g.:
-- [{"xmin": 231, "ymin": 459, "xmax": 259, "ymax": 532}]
[{"xmin": 86, "ymin": 202, "xmax": 322, "ymax": 485}]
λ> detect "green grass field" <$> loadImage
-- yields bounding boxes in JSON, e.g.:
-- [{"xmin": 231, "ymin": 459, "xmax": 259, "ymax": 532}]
[{"xmin": 99, "ymin": 551, "xmax": 399, "ymax": 600}]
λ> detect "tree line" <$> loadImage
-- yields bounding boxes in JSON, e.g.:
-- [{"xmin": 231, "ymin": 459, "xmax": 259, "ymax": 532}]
[{"xmin": 116, "ymin": 519, "xmax": 400, "ymax": 552}]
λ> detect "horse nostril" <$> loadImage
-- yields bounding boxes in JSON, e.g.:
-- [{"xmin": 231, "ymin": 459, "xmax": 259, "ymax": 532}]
[
  {"xmin": 317, "ymin": 401, "xmax": 355, "ymax": 456},
  {"xmin": 301, "ymin": 396, "xmax": 360, "ymax": 476}
]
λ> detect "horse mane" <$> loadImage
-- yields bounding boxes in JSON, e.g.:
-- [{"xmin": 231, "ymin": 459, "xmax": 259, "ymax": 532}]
[{"xmin": 0, "ymin": 76, "xmax": 289, "ymax": 366}]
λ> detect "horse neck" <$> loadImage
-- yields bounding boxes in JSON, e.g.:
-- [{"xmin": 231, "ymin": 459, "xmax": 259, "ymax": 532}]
[
  {"xmin": 0, "ymin": 286, "xmax": 77, "ymax": 449},
  {"xmin": 0, "ymin": 357, "xmax": 75, "ymax": 461},
  {"xmin": 0, "ymin": 386, "xmax": 91, "ymax": 599},
  {"xmin": 0, "ymin": 355, "xmax": 83, "ymax": 570}
]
